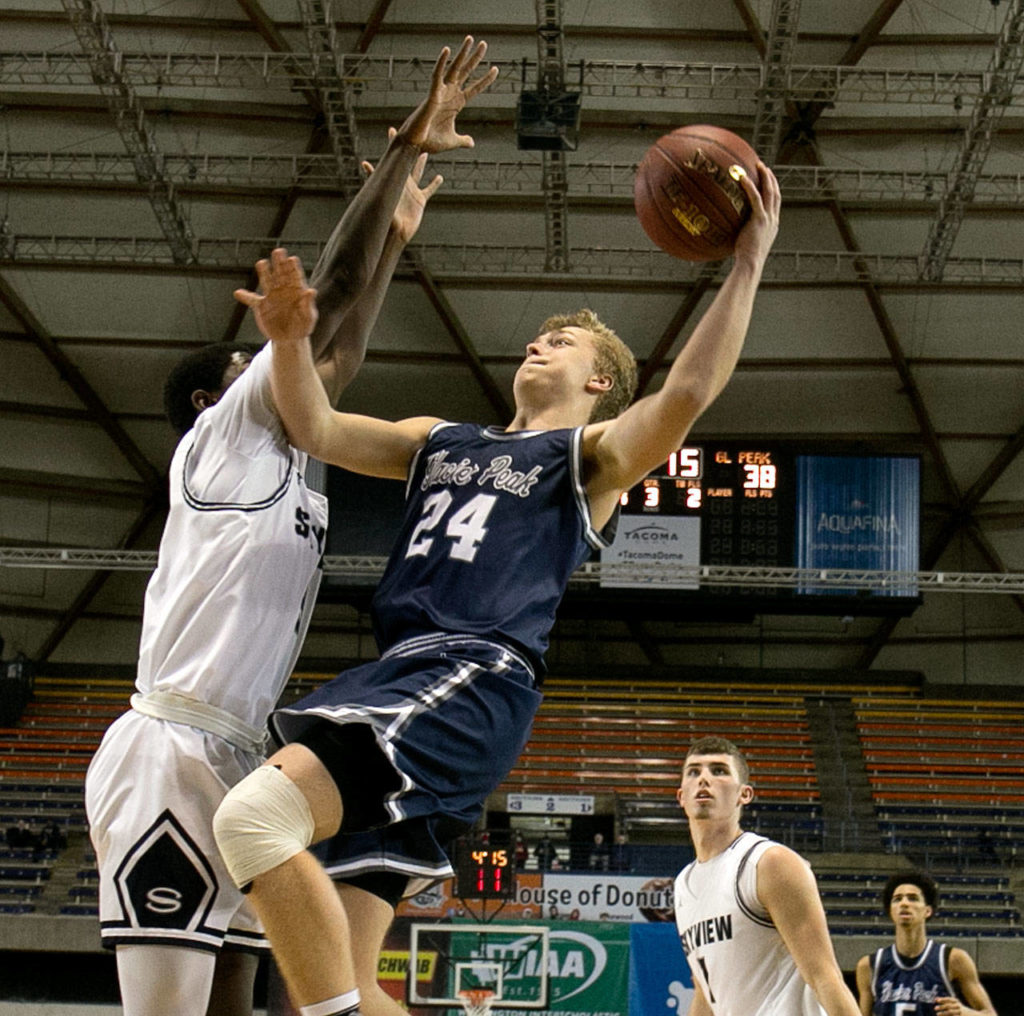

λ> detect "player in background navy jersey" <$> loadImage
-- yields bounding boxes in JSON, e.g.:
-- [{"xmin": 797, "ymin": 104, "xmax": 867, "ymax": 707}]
[
  {"xmin": 856, "ymin": 872, "xmax": 996, "ymax": 1016},
  {"xmin": 212, "ymin": 78, "xmax": 781, "ymax": 1016}
]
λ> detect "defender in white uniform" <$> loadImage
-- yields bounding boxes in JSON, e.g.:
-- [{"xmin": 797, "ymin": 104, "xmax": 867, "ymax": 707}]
[
  {"xmin": 673, "ymin": 737, "xmax": 860, "ymax": 1016},
  {"xmin": 86, "ymin": 341, "xmax": 327, "ymax": 946},
  {"xmin": 83, "ymin": 46, "xmax": 474, "ymax": 1014}
]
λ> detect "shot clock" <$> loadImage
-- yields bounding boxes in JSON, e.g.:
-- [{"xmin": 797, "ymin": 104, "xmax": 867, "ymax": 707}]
[{"xmin": 453, "ymin": 835, "xmax": 517, "ymax": 900}]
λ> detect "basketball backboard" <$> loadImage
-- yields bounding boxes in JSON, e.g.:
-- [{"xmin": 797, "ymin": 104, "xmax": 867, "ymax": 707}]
[{"xmin": 407, "ymin": 922, "xmax": 550, "ymax": 1010}]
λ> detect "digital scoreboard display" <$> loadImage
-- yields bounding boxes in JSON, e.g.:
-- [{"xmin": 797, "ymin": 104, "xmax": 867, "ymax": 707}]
[
  {"xmin": 601, "ymin": 443, "xmax": 920, "ymax": 610},
  {"xmin": 615, "ymin": 445, "xmax": 793, "ymax": 571},
  {"xmin": 453, "ymin": 837, "xmax": 517, "ymax": 900}
]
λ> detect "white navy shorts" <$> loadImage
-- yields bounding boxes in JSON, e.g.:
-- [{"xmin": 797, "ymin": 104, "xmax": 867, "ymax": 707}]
[
  {"xmin": 271, "ymin": 634, "xmax": 541, "ymax": 887},
  {"xmin": 85, "ymin": 710, "xmax": 268, "ymax": 953}
]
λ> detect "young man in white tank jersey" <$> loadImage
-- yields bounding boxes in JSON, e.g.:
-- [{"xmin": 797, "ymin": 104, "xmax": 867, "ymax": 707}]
[
  {"xmin": 83, "ymin": 38, "xmax": 494, "ymax": 1016},
  {"xmin": 673, "ymin": 736, "xmax": 861, "ymax": 1016}
]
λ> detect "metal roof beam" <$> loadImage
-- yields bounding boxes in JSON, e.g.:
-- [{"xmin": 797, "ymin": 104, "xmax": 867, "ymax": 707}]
[
  {"xmin": 7, "ymin": 52, "xmax": 1024, "ymax": 107},
  {"xmin": 776, "ymin": 0, "xmax": 906, "ymax": 163},
  {"xmin": 921, "ymin": 0, "xmax": 1024, "ymax": 280},
  {"xmin": 731, "ymin": 0, "xmax": 768, "ymax": 59},
  {"xmin": 9, "ymin": 235, "xmax": 1024, "ymax": 288},
  {"xmin": 4, "ymin": 549, "xmax": 1024, "ymax": 594},
  {"xmin": 296, "ymin": 0, "xmax": 364, "ymax": 194},
  {"xmin": 837, "ymin": 0, "xmax": 907, "ymax": 67},
  {"xmin": 0, "ymin": 273, "xmax": 162, "ymax": 490},
  {"xmin": 11, "ymin": 152, "xmax": 1024, "ymax": 208},
  {"xmin": 34, "ymin": 499, "xmax": 164, "ymax": 661},
  {"xmin": 353, "ymin": 0, "xmax": 394, "ymax": 54},
  {"xmin": 58, "ymin": 0, "xmax": 197, "ymax": 265},
  {"xmin": 403, "ymin": 254, "xmax": 512, "ymax": 422},
  {"xmin": 532, "ymin": 0, "xmax": 573, "ymax": 272},
  {"xmin": 0, "ymin": 466, "xmax": 150, "ymax": 504},
  {"xmin": 635, "ymin": 266, "xmax": 719, "ymax": 399},
  {"xmin": 752, "ymin": 0, "xmax": 804, "ymax": 162}
]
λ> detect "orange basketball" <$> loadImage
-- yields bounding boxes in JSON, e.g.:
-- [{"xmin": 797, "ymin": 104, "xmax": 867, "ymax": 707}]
[{"xmin": 634, "ymin": 125, "xmax": 761, "ymax": 261}]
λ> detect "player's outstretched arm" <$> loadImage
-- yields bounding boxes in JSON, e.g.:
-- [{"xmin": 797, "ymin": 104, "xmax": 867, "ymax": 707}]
[
  {"xmin": 585, "ymin": 163, "xmax": 780, "ymax": 499},
  {"xmin": 854, "ymin": 955, "xmax": 875, "ymax": 1016},
  {"xmin": 940, "ymin": 948, "xmax": 998, "ymax": 1016},
  {"xmin": 235, "ymin": 248, "xmax": 435, "ymax": 478},
  {"xmin": 308, "ymin": 37, "xmax": 498, "ymax": 402},
  {"xmin": 756, "ymin": 846, "xmax": 861, "ymax": 1016},
  {"xmin": 320, "ymin": 138, "xmax": 443, "ymax": 396}
]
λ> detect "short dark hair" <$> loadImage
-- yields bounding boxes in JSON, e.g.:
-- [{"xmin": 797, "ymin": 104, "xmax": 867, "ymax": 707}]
[
  {"xmin": 684, "ymin": 736, "xmax": 750, "ymax": 784},
  {"xmin": 163, "ymin": 343, "xmax": 258, "ymax": 436},
  {"xmin": 882, "ymin": 871, "xmax": 939, "ymax": 913}
]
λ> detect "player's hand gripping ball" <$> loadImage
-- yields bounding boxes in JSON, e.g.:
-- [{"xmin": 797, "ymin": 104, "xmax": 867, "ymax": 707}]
[{"xmin": 634, "ymin": 125, "xmax": 761, "ymax": 261}]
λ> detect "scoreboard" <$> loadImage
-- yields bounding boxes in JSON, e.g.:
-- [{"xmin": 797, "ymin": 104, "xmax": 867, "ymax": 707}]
[
  {"xmin": 600, "ymin": 443, "xmax": 920, "ymax": 612},
  {"xmin": 615, "ymin": 444, "xmax": 795, "ymax": 572},
  {"xmin": 453, "ymin": 836, "xmax": 516, "ymax": 900}
]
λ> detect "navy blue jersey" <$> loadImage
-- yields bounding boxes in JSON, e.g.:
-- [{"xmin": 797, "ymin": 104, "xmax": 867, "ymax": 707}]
[
  {"xmin": 870, "ymin": 941, "xmax": 955, "ymax": 1016},
  {"xmin": 371, "ymin": 423, "xmax": 611, "ymax": 673}
]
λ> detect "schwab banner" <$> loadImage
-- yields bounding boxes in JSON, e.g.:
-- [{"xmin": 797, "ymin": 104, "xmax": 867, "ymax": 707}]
[
  {"xmin": 628, "ymin": 923, "xmax": 693, "ymax": 1016},
  {"xmin": 796, "ymin": 455, "xmax": 919, "ymax": 596}
]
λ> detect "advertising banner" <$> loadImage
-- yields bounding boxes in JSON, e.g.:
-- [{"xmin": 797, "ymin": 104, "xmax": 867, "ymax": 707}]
[
  {"xmin": 511, "ymin": 874, "xmax": 675, "ymax": 924},
  {"xmin": 796, "ymin": 455, "xmax": 919, "ymax": 596},
  {"xmin": 445, "ymin": 920, "xmax": 631, "ymax": 1016},
  {"xmin": 600, "ymin": 515, "xmax": 701, "ymax": 589},
  {"xmin": 270, "ymin": 915, "xmax": 642, "ymax": 1016},
  {"xmin": 628, "ymin": 924, "xmax": 693, "ymax": 1016},
  {"xmin": 523, "ymin": 920, "xmax": 631, "ymax": 1016},
  {"xmin": 397, "ymin": 873, "xmax": 676, "ymax": 925}
]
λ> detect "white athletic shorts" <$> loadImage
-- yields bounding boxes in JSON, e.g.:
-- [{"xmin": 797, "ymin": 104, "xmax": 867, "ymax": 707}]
[{"xmin": 85, "ymin": 709, "xmax": 268, "ymax": 954}]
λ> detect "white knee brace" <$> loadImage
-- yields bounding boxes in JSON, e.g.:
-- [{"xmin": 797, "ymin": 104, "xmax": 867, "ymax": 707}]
[{"xmin": 213, "ymin": 765, "xmax": 315, "ymax": 888}]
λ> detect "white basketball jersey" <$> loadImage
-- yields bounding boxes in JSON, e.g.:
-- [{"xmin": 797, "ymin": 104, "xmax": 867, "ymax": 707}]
[
  {"xmin": 136, "ymin": 344, "xmax": 327, "ymax": 730},
  {"xmin": 674, "ymin": 832, "xmax": 826, "ymax": 1016}
]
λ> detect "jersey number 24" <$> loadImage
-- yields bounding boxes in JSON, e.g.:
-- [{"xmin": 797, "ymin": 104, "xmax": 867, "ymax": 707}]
[{"xmin": 405, "ymin": 491, "xmax": 497, "ymax": 563}]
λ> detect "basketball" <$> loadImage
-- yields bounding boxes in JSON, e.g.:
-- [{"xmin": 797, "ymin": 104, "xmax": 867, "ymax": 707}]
[{"xmin": 634, "ymin": 125, "xmax": 761, "ymax": 261}]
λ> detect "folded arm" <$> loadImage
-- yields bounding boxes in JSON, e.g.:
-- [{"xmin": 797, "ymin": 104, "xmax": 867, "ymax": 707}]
[{"xmin": 585, "ymin": 164, "xmax": 780, "ymax": 500}]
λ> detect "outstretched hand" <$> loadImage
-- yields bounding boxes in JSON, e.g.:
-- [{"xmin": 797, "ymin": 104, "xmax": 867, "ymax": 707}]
[
  {"xmin": 397, "ymin": 36, "xmax": 498, "ymax": 153},
  {"xmin": 362, "ymin": 127, "xmax": 444, "ymax": 243},
  {"xmin": 733, "ymin": 161, "xmax": 781, "ymax": 269},
  {"xmin": 234, "ymin": 248, "xmax": 318, "ymax": 344}
]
